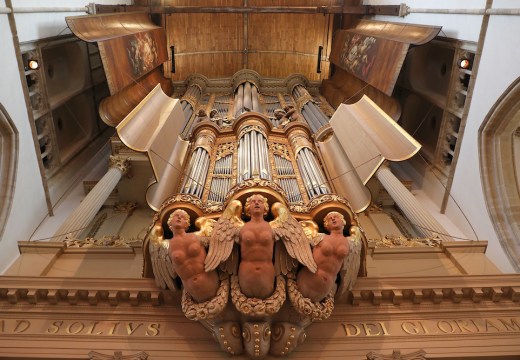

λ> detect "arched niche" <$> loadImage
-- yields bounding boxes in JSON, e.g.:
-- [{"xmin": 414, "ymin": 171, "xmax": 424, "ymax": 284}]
[
  {"xmin": 0, "ymin": 103, "xmax": 18, "ymax": 241},
  {"xmin": 479, "ymin": 77, "xmax": 520, "ymax": 271}
]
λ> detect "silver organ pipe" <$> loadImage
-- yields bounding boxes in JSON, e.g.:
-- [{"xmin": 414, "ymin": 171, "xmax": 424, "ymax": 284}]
[
  {"xmin": 296, "ymin": 147, "xmax": 330, "ymax": 198},
  {"xmin": 244, "ymin": 82, "xmax": 252, "ymax": 111},
  {"xmin": 209, "ymin": 154, "xmax": 233, "ymax": 203},
  {"xmin": 180, "ymin": 84, "xmax": 203, "ymax": 136},
  {"xmin": 235, "ymin": 84, "xmax": 244, "ymax": 117},
  {"xmin": 180, "ymin": 147, "xmax": 210, "ymax": 199},
  {"xmin": 252, "ymin": 85, "xmax": 260, "ymax": 112},
  {"xmin": 237, "ymin": 129, "xmax": 270, "ymax": 183},
  {"xmin": 292, "ymin": 85, "xmax": 329, "ymax": 133},
  {"xmin": 274, "ymin": 154, "xmax": 302, "ymax": 203},
  {"xmin": 234, "ymin": 82, "xmax": 259, "ymax": 117}
]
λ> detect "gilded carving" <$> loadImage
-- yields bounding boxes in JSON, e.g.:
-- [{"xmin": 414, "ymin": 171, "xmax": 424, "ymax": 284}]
[
  {"xmin": 108, "ymin": 155, "xmax": 131, "ymax": 176},
  {"xmin": 369, "ymin": 235, "xmax": 442, "ymax": 248},
  {"xmin": 147, "ymin": 190, "xmax": 365, "ymax": 358},
  {"xmin": 271, "ymin": 142, "xmax": 290, "ymax": 160},
  {"xmin": 88, "ymin": 351, "xmax": 148, "ymax": 360},
  {"xmin": 366, "ymin": 350, "xmax": 427, "ymax": 360},
  {"xmin": 181, "ymin": 277, "xmax": 229, "ymax": 320},
  {"xmin": 215, "ymin": 142, "xmax": 235, "ymax": 160},
  {"xmin": 65, "ymin": 235, "xmax": 142, "ymax": 248}
]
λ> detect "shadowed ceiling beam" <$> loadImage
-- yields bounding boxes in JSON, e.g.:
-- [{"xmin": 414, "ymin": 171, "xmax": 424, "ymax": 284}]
[{"xmin": 94, "ymin": 5, "xmax": 375, "ymax": 15}]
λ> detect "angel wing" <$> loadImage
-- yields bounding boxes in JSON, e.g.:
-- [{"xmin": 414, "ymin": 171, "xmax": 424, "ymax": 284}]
[
  {"xmin": 148, "ymin": 225, "xmax": 179, "ymax": 290},
  {"xmin": 336, "ymin": 225, "xmax": 363, "ymax": 300},
  {"xmin": 270, "ymin": 202, "xmax": 317, "ymax": 273},
  {"xmin": 204, "ymin": 199, "xmax": 244, "ymax": 272},
  {"xmin": 299, "ymin": 220, "xmax": 323, "ymax": 247},
  {"xmin": 194, "ymin": 216, "xmax": 217, "ymax": 247}
]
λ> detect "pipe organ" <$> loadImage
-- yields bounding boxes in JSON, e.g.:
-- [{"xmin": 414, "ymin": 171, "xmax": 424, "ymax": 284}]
[
  {"xmin": 172, "ymin": 71, "xmax": 339, "ymax": 211},
  {"xmin": 292, "ymin": 84, "xmax": 329, "ymax": 133}
]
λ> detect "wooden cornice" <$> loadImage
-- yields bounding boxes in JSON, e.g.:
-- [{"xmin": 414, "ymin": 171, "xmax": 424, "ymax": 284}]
[{"xmin": 0, "ymin": 275, "xmax": 519, "ymax": 307}]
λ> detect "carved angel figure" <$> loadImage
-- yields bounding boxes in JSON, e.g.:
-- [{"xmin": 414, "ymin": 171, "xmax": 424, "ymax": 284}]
[
  {"xmin": 296, "ymin": 211, "xmax": 362, "ymax": 302},
  {"xmin": 150, "ymin": 209, "xmax": 219, "ymax": 303},
  {"xmin": 205, "ymin": 195, "xmax": 317, "ymax": 299}
]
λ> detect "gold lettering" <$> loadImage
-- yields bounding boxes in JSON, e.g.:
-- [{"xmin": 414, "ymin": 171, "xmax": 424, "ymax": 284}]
[
  {"xmin": 47, "ymin": 321, "xmax": 63, "ymax": 334},
  {"xmin": 108, "ymin": 322, "xmax": 120, "ymax": 335},
  {"xmin": 86, "ymin": 322, "xmax": 103, "ymax": 335},
  {"xmin": 455, "ymin": 319, "xmax": 477, "ymax": 333},
  {"xmin": 379, "ymin": 322, "xmax": 390, "ymax": 336},
  {"xmin": 402, "ymin": 321, "xmax": 420, "ymax": 335},
  {"xmin": 342, "ymin": 323, "xmax": 360, "ymax": 336},
  {"xmin": 437, "ymin": 320, "xmax": 455, "ymax": 333},
  {"xmin": 362, "ymin": 323, "xmax": 381, "ymax": 336},
  {"xmin": 66, "ymin": 322, "xmax": 85, "ymax": 335},
  {"xmin": 146, "ymin": 323, "xmax": 160, "ymax": 337},
  {"xmin": 498, "ymin": 318, "xmax": 520, "ymax": 332},
  {"xmin": 13, "ymin": 320, "xmax": 30, "ymax": 334},
  {"xmin": 125, "ymin": 322, "xmax": 143, "ymax": 335},
  {"xmin": 484, "ymin": 319, "xmax": 500, "ymax": 332}
]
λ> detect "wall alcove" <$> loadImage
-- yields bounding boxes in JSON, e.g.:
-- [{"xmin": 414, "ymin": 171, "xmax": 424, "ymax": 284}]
[{"xmin": 480, "ymin": 77, "xmax": 520, "ymax": 271}]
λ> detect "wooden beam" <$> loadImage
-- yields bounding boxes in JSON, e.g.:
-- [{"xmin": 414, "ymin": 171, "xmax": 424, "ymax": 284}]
[{"xmin": 94, "ymin": 5, "xmax": 371, "ymax": 15}]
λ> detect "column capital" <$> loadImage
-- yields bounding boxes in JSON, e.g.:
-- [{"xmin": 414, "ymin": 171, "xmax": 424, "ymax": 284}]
[{"xmin": 109, "ymin": 156, "xmax": 131, "ymax": 176}]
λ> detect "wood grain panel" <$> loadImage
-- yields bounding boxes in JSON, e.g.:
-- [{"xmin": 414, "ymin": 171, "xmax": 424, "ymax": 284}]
[
  {"xmin": 165, "ymin": 13, "xmax": 243, "ymax": 53},
  {"xmin": 248, "ymin": 53, "xmax": 325, "ymax": 81},
  {"xmin": 249, "ymin": 0, "xmax": 343, "ymax": 5},
  {"xmin": 248, "ymin": 13, "xmax": 326, "ymax": 54},
  {"xmin": 170, "ymin": 53, "xmax": 243, "ymax": 81},
  {"xmin": 161, "ymin": 0, "xmax": 243, "ymax": 6}
]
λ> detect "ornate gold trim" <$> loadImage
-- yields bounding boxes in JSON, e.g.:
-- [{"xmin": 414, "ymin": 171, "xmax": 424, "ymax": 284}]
[
  {"xmin": 181, "ymin": 277, "xmax": 229, "ymax": 320},
  {"xmin": 287, "ymin": 279, "xmax": 334, "ymax": 321},
  {"xmin": 231, "ymin": 275, "xmax": 286, "ymax": 317}
]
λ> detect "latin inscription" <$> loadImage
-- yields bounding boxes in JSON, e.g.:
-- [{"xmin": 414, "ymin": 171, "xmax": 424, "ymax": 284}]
[
  {"xmin": 0, "ymin": 319, "xmax": 160, "ymax": 337},
  {"xmin": 342, "ymin": 317, "xmax": 520, "ymax": 337},
  {"xmin": 1, "ymin": 317, "xmax": 519, "ymax": 338}
]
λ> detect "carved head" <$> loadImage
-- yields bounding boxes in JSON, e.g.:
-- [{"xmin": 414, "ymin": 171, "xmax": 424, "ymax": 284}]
[
  {"xmin": 167, "ymin": 209, "xmax": 190, "ymax": 230},
  {"xmin": 210, "ymin": 109, "xmax": 219, "ymax": 118},
  {"xmin": 198, "ymin": 109, "xmax": 207, "ymax": 117},
  {"xmin": 274, "ymin": 109, "xmax": 285, "ymax": 119},
  {"xmin": 245, "ymin": 194, "xmax": 269, "ymax": 217},
  {"xmin": 323, "ymin": 211, "xmax": 346, "ymax": 230}
]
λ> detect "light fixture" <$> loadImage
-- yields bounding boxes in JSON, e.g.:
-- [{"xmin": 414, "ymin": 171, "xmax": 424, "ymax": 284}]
[
  {"xmin": 28, "ymin": 59, "xmax": 40, "ymax": 70},
  {"xmin": 458, "ymin": 58, "xmax": 470, "ymax": 69}
]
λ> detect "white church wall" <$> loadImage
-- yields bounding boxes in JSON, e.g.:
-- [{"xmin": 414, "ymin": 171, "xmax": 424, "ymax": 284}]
[
  {"xmin": 0, "ymin": 0, "xmax": 131, "ymax": 274},
  {"xmin": 12, "ymin": 0, "xmax": 131, "ymax": 43},
  {"xmin": 0, "ymin": 1, "xmax": 48, "ymax": 273},
  {"xmin": 447, "ymin": 4, "xmax": 520, "ymax": 273},
  {"xmin": 362, "ymin": 0, "xmax": 486, "ymax": 42},
  {"xmin": 365, "ymin": 0, "xmax": 520, "ymax": 272}
]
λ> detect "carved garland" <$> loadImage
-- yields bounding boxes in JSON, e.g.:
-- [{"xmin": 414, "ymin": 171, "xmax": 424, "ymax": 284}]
[
  {"xmin": 181, "ymin": 277, "xmax": 230, "ymax": 321},
  {"xmin": 230, "ymin": 275, "xmax": 286, "ymax": 317},
  {"xmin": 287, "ymin": 279, "xmax": 334, "ymax": 321}
]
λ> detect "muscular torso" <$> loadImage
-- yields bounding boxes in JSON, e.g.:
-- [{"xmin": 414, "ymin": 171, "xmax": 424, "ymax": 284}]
[
  {"xmin": 296, "ymin": 234, "xmax": 350, "ymax": 302},
  {"xmin": 169, "ymin": 233, "xmax": 219, "ymax": 302},
  {"xmin": 238, "ymin": 220, "xmax": 275, "ymax": 299}
]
